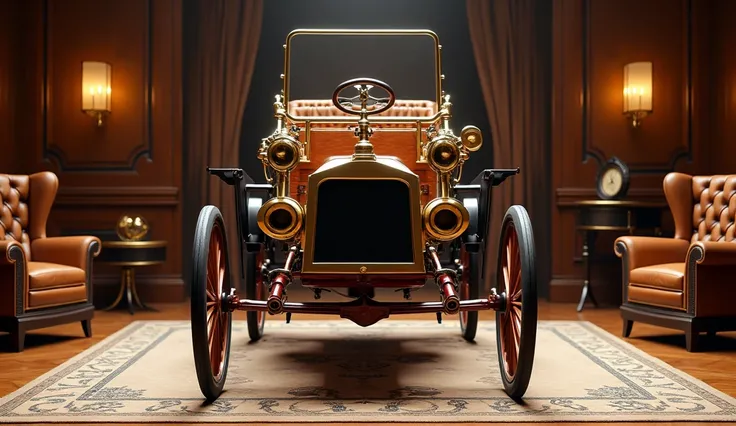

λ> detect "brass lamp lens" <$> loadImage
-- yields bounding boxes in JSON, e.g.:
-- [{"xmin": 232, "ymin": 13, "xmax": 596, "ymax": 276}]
[
  {"xmin": 428, "ymin": 140, "xmax": 460, "ymax": 172},
  {"xmin": 460, "ymin": 125, "xmax": 483, "ymax": 152},
  {"xmin": 422, "ymin": 197, "xmax": 469, "ymax": 242},
  {"xmin": 434, "ymin": 209, "xmax": 458, "ymax": 231},
  {"xmin": 268, "ymin": 208, "xmax": 293, "ymax": 230},
  {"xmin": 268, "ymin": 139, "xmax": 299, "ymax": 171},
  {"xmin": 257, "ymin": 196, "xmax": 304, "ymax": 240}
]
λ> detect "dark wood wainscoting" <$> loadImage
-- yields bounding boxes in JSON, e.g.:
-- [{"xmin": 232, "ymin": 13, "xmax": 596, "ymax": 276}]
[
  {"xmin": 0, "ymin": 0, "xmax": 184, "ymax": 305},
  {"xmin": 551, "ymin": 0, "xmax": 736, "ymax": 304}
]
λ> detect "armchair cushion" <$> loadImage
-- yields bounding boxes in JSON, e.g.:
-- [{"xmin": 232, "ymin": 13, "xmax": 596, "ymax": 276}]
[
  {"xmin": 627, "ymin": 285, "xmax": 684, "ymax": 309},
  {"xmin": 630, "ymin": 262, "xmax": 685, "ymax": 291},
  {"xmin": 28, "ymin": 284, "xmax": 87, "ymax": 309},
  {"xmin": 27, "ymin": 262, "xmax": 85, "ymax": 290}
]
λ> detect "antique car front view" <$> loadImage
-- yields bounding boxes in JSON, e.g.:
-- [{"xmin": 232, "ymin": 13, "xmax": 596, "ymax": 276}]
[{"xmin": 190, "ymin": 29, "xmax": 538, "ymax": 402}]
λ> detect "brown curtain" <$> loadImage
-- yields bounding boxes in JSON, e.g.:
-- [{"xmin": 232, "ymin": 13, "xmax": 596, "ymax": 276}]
[
  {"xmin": 466, "ymin": 0, "xmax": 551, "ymax": 294},
  {"xmin": 184, "ymin": 0, "xmax": 263, "ymax": 290}
]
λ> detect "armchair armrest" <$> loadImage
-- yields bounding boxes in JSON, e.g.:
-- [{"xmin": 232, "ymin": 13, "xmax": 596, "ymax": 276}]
[
  {"xmin": 614, "ymin": 236, "xmax": 690, "ymax": 270},
  {"xmin": 0, "ymin": 239, "xmax": 27, "ymax": 317},
  {"xmin": 0, "ymin": 240, "xmax": 25, "ymax": 265},
  {"xmin": 31, "ymin": 236, "xmax": 102, "ymax": 270},
  {"xmin": 688, "ymin": 241, "xmax": 736, "ymax": 266}
]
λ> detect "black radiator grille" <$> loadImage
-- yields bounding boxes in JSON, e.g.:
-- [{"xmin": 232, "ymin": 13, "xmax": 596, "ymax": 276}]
[{"xmin": 313, "ymin": 179, "xmax": 414, "ymax": 263}]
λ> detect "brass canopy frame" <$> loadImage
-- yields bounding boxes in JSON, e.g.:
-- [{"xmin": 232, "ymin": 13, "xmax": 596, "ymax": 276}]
[
  {"xmin": 300, "ymin": 156, "xmax": 426, "ymax": 275},
  {"xmin": 282, "ymin": 28, "xmax": 443, "ymax": 124}
]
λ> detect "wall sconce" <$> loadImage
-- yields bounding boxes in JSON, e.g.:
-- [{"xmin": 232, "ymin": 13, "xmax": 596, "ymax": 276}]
[
  {"xmin": 623, "ymin": 61, "xmax": 652, "ymax": 128},
  {"xmin": 81, "ymin": 61, "xmax": 111, "ymax": 127}
]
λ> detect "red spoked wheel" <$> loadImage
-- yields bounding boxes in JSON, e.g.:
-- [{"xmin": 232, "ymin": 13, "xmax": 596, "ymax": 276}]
[
  {"xmin": 246, "ymin": 247, "xmax": 267, "ymax": 341},
  {"xmin": 191, "ymin": 206, "xmax": 233, "ymax": 402},
  {"xmin": 495, "ymin": 205, "xmax": 537, "ymax": 400},
  {"xmin": 458, "ymin": 245, "xmax": 480, "ymax": 341}
]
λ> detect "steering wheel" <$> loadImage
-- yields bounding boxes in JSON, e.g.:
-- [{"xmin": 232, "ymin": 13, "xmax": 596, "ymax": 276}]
[{"xmin": 332, "ymin": 78, "xmax": 396, "ymax": 116}]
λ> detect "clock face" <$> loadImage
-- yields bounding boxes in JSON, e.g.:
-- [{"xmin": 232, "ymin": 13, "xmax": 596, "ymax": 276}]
[{"xmin": 600, "ymin": 167, "xmax": 623, "ymax": 197}]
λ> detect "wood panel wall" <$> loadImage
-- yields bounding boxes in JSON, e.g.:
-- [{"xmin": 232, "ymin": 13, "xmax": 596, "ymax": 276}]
[
  {"xmin": 0, "ymin": 0, "xmax": 183, "ymax": 305},
  {"xmin": 551, "ymin": 0, "xmax": 736, "ymax": 304}
]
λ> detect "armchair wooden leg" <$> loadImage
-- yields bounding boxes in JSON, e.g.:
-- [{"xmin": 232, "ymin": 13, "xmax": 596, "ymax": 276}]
[
  {"xmin": 10, "ymin": 328, "xmax": 25, "ymax": 352},
  {"xmin": 622, "ymin": 319, "xmax": 634, "ymax": 337},
  {"xmin": 81, "ymin": 320, "xmax": 92, "ymax": 338},
  {"xmin": 685, "ymin": 327, "xmax": 700, "ymax": 352}
]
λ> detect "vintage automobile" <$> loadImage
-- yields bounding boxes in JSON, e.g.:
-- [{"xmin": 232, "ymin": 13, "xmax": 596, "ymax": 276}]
[{"xmin": 190, "ymin": 29, "xmax": 538, "ymax": 402}]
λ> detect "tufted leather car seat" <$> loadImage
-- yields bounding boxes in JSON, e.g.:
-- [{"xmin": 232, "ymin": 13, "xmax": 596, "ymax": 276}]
[
  {"xmin": 614, "ymin": 172, "xmax": 736, "ymax": 351},
  {"xmin": 287, "ymin": 99, "xmax": 436, "ymax": 128},
  {"xmin": 0, "ymin": 171, "xmax": 101, "ymax": 351}
]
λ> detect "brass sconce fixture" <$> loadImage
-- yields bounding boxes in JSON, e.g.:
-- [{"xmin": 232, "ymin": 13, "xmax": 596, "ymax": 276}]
[
  {"xmin": 81, "ymin": 61, "xmax": 111, "ymax": 127},
  {"xmin": 623, "ymin": 61, "xmax": 652, "ymax": 128}
]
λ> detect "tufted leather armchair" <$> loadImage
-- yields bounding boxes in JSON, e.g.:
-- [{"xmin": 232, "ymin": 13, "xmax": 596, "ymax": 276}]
[
  {"xmin": 614, "ymin": 172, "xmax": 736, "ymax": 351},
  {"xmin": 0, "ymin": 171, "xmax": 101, "ymax": 351}
]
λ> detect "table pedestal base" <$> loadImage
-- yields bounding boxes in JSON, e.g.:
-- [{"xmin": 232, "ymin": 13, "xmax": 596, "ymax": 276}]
[{"xmin": 103, "ymin": 267, "xmax": 157, "ymax": 315}]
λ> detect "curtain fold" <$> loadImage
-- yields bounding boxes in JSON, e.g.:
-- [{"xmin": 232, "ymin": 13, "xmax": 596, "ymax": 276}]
[
  {"xmin": 466, "ymin": 0, "xmax": 551, "ymax": 293},
  {"xmin": 185, "ymin": 0, "xmax": 263, "ymax": 289}
]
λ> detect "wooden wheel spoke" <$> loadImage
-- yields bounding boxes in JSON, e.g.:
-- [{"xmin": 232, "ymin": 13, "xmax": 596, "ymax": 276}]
[
  {"xmin": 206, "ymin": 273, "xmax": 214, "ymax": 296},
  {"xmin": 218, "ymin": 266, "xmax": 225, "ymax": 294},
  {"xmin": 206, "ymin": 287, "xmax": 217, "ymax": 302},
  {"xmin": 208, "ymin": 314, "xmax": 218, "ymax": 348},
  {"xmin": 215, "ymin": 248, "xmax": 222, "ymax": 281},
  {"xmin": 506, "ymin": 244, "xmax": 513, "ymax": 277},
  {"xmin": 506, "ymin": 313, "xmax": 519, "ymax": 374},
  {"xmin": 512, "ymin": 268, "xmax": 521, "ymax": 296}
]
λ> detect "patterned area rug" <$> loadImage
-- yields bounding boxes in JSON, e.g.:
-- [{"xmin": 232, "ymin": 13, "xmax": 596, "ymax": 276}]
[{"xmin": 1, "ymin": 320, "xmax": 735, "ymax": 423}]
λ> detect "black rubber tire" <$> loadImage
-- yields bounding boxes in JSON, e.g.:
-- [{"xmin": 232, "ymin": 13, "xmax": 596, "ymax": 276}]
[
  {"xmin": 246, "ymin": 248, "xmax": 266, "ymax": 341},
  {"xmin": 494, "ymin": 205, "xmax": 538, "ymax": 400},
  {"xmin": 459, "ymin": 246, "xmax": 481, "ymax": 341},
  {"xmin": 191, "ymin": 205, "xmax": 233, "ymax": 402}
]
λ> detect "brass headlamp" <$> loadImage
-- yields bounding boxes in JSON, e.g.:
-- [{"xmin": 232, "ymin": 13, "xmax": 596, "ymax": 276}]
[
  {"xmin": 426, "ymin": 136, "xmax": 461, "ymax": 173},
  {"xmin": 460, "ymin": 125, "xmax": 483, "ymax": 152},
  {"xmin": 266, "ymin": 135, "xmax": 300, "ymax": 172},
  {"xmin": 422, "ymin": 197, "xmax": 469, "ymax": 242},
  {"xmin": 257, "ymin": 196, "xmax": 304, "ymax": 240}
]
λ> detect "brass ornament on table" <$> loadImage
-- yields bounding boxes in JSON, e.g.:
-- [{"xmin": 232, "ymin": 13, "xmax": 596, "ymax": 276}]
[{"xmin": 116, "ymin": 215, "xmax": 149, "ymax": 241}]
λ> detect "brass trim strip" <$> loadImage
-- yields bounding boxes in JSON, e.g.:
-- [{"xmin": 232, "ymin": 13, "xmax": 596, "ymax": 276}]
[
  {"xmin": 576, "ymin": 225, "xmax": 632, "ymax": 232},
  {"xmin": 101, "ymin": 240, "xmax": 168, "ymax": 249},
  {"xmin": 99, "ymin": 260, "xmax": 166, "ymax": 267},
  {"xmin": 571, "ymin": 200, "xmax": 668, "ymax": 208}
]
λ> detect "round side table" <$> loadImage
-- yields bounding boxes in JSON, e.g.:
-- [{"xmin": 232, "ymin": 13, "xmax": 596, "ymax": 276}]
[{"xmin": 97, "ymin": 240, "xmax": 167, "ymax": 314}]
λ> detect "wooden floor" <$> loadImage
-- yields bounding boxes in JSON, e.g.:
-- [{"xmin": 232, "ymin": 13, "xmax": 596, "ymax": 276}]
[{"xmin": 1, "ymin": 292, "xmax": 735, "ymax": 425}]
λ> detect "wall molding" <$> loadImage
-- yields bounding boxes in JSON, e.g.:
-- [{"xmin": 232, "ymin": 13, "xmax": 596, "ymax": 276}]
[
  {"xmin": 56, "ymin": 186, "xmax": 179, "ymax": 206},
  {"xmin": 41, "ymin": 0, "xmax": 154, "ymax": 172},
  {"xmin": 580, "ymin": 0, "xmax": 694, "ymax": 174},
  {"xmin": 555, "ymin": 187, "xmax": 666, "ymax": 206}
]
